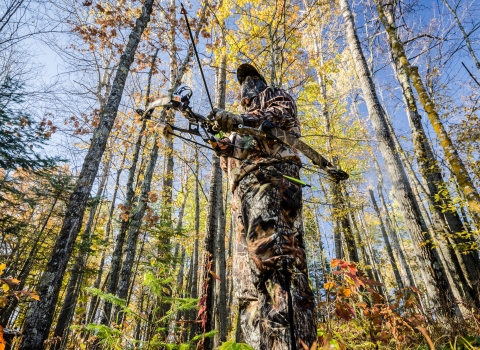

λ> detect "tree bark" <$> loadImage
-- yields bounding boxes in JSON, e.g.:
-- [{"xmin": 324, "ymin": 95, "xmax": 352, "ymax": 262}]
[
  {"xmin": 87, "ymin": 151, "xmax": 126, "ymax": 325},
  {"xmin": 384, "ymin": 10, "xmax": 480, "ymax": 302},
  {"xmin": 369, "ymin": 189, "xmax": 404, "ymax": 289},
  {"xmin": 102, "ymin": 49, "xmax": 158, "ymax": 325},
  {"xmin": 388, "ymin": 117, "xmax": 478, "ymax": 312},
  {"xmin": 113, "ymin": 139, "xmax": 160, "ymax": 323},
  {"xmin": 374, "ymin": 0, "xmax": 480, "ymax": 224},
  {"xmin": 189, "ymin": 148, "xmax": 200, "ymax": 340},
  {"xmin": 111, "ymin": 1, "xmax": 208, "ymax": 325},
  {"xmin": 53, "ymin": 159, "xmax": 110, "ymax": 346},
  {"xmin": 313, "ymin": 27, "xmax": 358, "ymax": 263},
  {"xmin": 197, "ymin": 156, "xmax": 222, "ymax": 350},
  {"xmin": 213, "ymin": 44, "xmax": 228, "ymax": 348},
  {"xmin": 339, "ymin": 0, "xmax": 452, "ymax": 316},
  {"xmin": 214, "ymin": 182, "xmax": 227, "ymax": 348},
  {"xmin": 19, "ymin": 2, "xmax": 155, "ymax": 348},
  {"xmin": 160, "ymin": 0, "xmax": 178, "ymax": 229},
  {"xmin": 0, "ymin": 192, "xmax": 61, "ymax": 326}
]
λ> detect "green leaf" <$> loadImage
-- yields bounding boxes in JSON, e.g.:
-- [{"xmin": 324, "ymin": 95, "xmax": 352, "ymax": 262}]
[
  {"xmin": 191, "ymin": 330, "xmax": 217, "ymax": 342},
  {"xmin": 86, "ymin": 288, "xmax": 126, "ymax": 308},
  {"xmin": 218, "ymin": 341, "xmax": 254, "ymax": 350}
]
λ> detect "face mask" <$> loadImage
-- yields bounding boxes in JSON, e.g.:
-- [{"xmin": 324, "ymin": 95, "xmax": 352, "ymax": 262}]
[{"xmin": 241, "ymin": 76, "xmax": 267, "ymax": 107}]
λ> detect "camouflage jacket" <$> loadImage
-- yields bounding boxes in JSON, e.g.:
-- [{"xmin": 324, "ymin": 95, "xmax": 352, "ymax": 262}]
[{"xmin": 220, "ymin": 87, "xmax": 302, "ymax": 191}]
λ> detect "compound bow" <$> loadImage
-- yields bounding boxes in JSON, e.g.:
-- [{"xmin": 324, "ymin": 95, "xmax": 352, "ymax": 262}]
[{"xmin": 136, "ymin": 86, "xmax": 349, "ymax": 183}]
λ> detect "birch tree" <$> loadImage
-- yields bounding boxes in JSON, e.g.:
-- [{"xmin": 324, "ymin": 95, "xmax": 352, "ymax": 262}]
[
  {"xmin": 339, "ymin": 0, "xmax": 453, "ymax": 316},
  {"xmin": 374, "ymin": 0, "xmax": 480, "ymax": 225}
]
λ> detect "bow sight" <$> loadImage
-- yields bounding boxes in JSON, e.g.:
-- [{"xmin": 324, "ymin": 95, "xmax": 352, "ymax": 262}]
[{"xmin": 136, "ymin": 86, "xmax": 218, "ymax": 145}]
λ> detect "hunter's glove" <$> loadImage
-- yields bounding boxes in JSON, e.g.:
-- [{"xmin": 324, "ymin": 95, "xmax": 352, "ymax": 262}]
[
  {"xmin": 325, "ymin": 166, "xmax": 349, "ymax": 182},
  {"xmin": 212, "ymin": 108, "xmax": 243, "ymax": 133}
]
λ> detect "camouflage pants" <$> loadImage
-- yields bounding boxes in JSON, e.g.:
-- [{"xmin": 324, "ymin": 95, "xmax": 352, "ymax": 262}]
[{"xmin": 232, "ymin": 163, "xmax": 317, "ymax": 350}]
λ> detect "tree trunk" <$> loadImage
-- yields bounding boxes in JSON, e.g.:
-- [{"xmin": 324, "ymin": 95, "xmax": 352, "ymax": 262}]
[
  {"xmin": 113, "ymin": 140, "xmax": 160, "ymax": 323},
  {"xmin": 382, "ymin": 7, "xmax": 480, "ymax": 302},
  {"xmin": 374, "ymin": 0, "xmax": 480, "ymax": 224},
  {"xmin": 160, "ymin": 0, "xmax": 178, "ymax": 229},
  {"xmin": 347, "ymin": 204, "xmax": 376, "ymax": 282},
  {"xmin": 156, "ymin": 1, "xmax": 179, "ymax": 325},
  {"xmin": 173, "ymin": 185, "xmax": 189, "ymax": 274},
  {"xmin": 369, "ymin": 189, "xmax": 404, "ymax": 289},
  {"xmin": 381, "ymin": 92, "xmax": 479, "ymax": 311},
  {"xmin": 112, "ymin": 2, "xmax": 208, "ymax": 325},
  {"xmin": 213, "ymin": 183, "xmax": 227, "ymax": 348},
  {"xmin": 102, "ymin": 49, "xmax": 158, "ymax": 325},
  {"xmin": 226, "ymin": 216, "xmax": 234, "ymax": 316},
  {"xmin": 53, "ymin": 159, "xmax": 110, "ymax": 346},
  {"xmin": 356, "ymin": 211, "xmax": 386, "ymax": 295},
  {"xmin": 0, "ymin": 194, "xmax": 60, "ymax": 326},
  {"xmin": 213, "ymin": 44, "xmax": 227, "ymax": 348},
  {"xmin": 339, "ymin": 0, "xmax": 453, "ymax": 316},
  {"xmin": 338, "ymin": 185, "xmax": 360, "ymax": 262},
  {"xmin": 19, "ymin": 3, "xmax": 155, "ymax": 347},
  {"xmin": 189, "ymin": 148, "xmax": 200, "ymax": 340},
  {"xmin": 376, "ymin": 185, "xmax": 415, "ymax": 287},
  {"xmin": 313, "ymin": 29, "xmax": 358, "ymax": 263},
  {"xmin": 197, "ymin": 156, "xmax": 222, "ymax": 350},
  {"xmin": 87, "ymin": 151, "xmax": 126, "ymax": 325}
]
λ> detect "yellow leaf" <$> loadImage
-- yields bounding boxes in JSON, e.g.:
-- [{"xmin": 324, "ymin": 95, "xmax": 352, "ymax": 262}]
[
  {"xmin": 340, "ymin": 288, "xmax": 352, "ymax": 298},
  {"xmin": 324, "ymin": 282, "xmax": 336, "ymax": 290},
  {"xmin": 0, "ymin": 264, "xmax": 5, "ymax": 275},
  {"xmin": 1, "ymin": 284, "xmax": 9, "ymax": 293}
]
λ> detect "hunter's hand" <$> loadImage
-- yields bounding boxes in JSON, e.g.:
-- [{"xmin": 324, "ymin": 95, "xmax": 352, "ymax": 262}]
[
  {"xmin": 325, "ymin": 166, "xmax": 349, "ymax": 182},
  {"xmin": 212, "ymin": 108, "xmax": 243, "ymax": 133}
]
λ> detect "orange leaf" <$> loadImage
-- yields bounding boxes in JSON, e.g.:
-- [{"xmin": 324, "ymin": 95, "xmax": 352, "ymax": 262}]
[
  {"xmin": 331, "ymin": 259, "xmax": 341, "ymax": 268},
  {"xmin": 357, "ymin": 302, "xmax": 367, "ymax": 309},
  {"xmin": 416, "ymin": 326, "xmax": 434, "ymax": 350},
  {"xmin": 324, "ymin": 282, "xmax": 336, "ymax": 290},
  {"xmin": 148, "ymin": 192, "xmax": 158, "ymax": 203},
  {"xmin": 20, "ymin": 290, "xmax": 40, "ymax": 301},
  {"xmin": 29, "ymin": 291, "xmax": 40, "ymax": 301},
  {"xmin": 0, "ymin": 297, "xmax": 7, "ymax": 308},
  {"xmin": 0, "ymin": 325, "xmax": 5, "ymax": 350},
  {"xmin": 209, "ymin": 270, "xmax": 221, "ymax": 282}
]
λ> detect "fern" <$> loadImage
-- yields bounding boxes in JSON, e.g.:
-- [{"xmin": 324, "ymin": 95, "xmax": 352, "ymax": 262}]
[
  {"xmin": 86, "ymin": 288, "xmax": 126, "ymax": 308},
  {"xmin": 218, "ymin": 341, "xmax": 254, "ymax": 350},
  {"xmin": 191, "ymin": 330, "xmax": 218, "ymax": 342}
]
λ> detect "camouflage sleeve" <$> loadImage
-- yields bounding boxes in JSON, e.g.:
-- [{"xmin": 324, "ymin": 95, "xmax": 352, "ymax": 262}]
[
  {"xmin": 219, "ymin": 134, "xmax": 236, "ymax": 173},
  {"xmin": 220, "ymin": 156, "xmax": 228, "ymax": 173},
  {"xmin": 241, "ymin": 88, "xmax": 299, "ymax": 132}
]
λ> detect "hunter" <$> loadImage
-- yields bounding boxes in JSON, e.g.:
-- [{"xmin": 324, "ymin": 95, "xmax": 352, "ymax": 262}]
[{"xmin": 212, "ymin": 63, "xmax": 317, "ymax": 350}]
